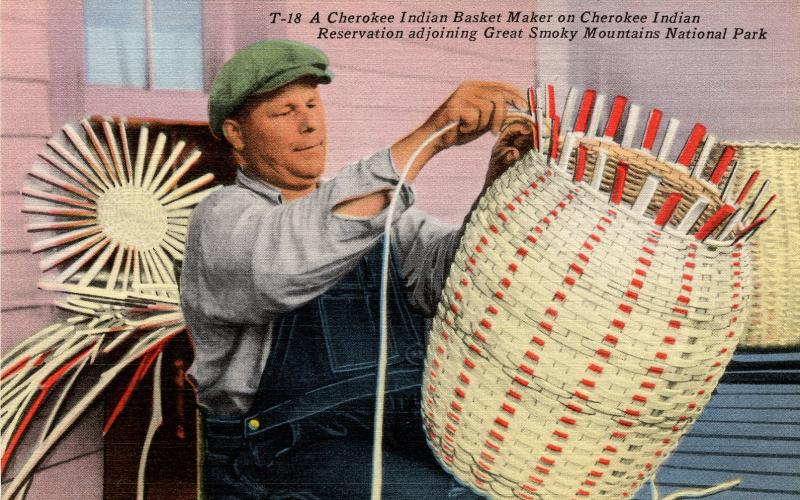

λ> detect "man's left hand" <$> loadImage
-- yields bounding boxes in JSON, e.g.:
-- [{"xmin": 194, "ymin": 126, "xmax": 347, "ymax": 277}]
[{"xmin": 484, "ymin": 118, "xmax": 534, "ymax": 191}]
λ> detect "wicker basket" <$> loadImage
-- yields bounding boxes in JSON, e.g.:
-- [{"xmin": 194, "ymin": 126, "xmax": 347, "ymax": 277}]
[
  {"xmin": 572, "ymin": 139, "xmax": 726, "ymax": 229},
  {"xmin": 720, "ymin": 141, "xmax": 800, "ymax": 350},
  {"xmin": 422, "ymin": 91, "xmax": 760, "ymax": 499}
]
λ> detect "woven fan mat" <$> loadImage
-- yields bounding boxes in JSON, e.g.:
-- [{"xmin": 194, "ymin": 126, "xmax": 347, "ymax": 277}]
[
  {"xmin": 422, "ymin": 150, "xmax": 751, "ymax": 499},
  {"xmin": 720, "ymin": 141, "xmax": 800, "ymax": 350},
  {"xmin": 21, "ymin": 118, "xmax": 220, "ymax": 298}
]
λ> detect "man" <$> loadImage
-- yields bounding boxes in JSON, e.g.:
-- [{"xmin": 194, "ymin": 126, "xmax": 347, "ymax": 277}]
[{"xmin": 181, "ymin": 40, "xmax": 532, "ymax": 499}]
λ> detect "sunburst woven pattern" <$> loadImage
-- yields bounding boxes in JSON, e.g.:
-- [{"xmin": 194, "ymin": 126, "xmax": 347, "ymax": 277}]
[
  {"xmin": 2, "ymin": 117, "xmax": 218, "ymax": 498},
  {"xmin": 22, "ymin": 117, "xmax": 219, "ymax": 300},
  {"xmin": 421, "ymin": 86, "xmax": 766, "ymax": 499}
]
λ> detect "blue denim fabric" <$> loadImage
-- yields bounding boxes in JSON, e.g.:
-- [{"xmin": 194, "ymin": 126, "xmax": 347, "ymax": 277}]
[
  {"xmin": 202, "ymin": 240, "xmax": 482, "ymax": 499},
  {"xmin": 203, "ymin": 428, "xmax": 481, "ymax": 499}
]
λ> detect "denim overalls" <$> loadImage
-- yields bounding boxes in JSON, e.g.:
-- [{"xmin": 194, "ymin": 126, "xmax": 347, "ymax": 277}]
[{"xmin": 202, "ymin": 240, "xmax": 482, "ymax": 499}]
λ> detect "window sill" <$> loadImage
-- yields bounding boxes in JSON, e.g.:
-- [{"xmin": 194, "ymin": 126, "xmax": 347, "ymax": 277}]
[{"xmin": 83, "ymin": 86, "xmax": 209, "ymax": 122}]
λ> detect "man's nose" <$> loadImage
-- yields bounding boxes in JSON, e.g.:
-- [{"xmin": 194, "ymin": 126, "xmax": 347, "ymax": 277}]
[{"xmin": 298, "ymin": 108, "xmax": 320, "ymax": 133}]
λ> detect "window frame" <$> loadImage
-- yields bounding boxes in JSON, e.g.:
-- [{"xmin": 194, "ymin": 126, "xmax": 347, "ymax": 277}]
[{"xmin": 83, "ymin": 0, "xmax": 205, "ymax": 91}]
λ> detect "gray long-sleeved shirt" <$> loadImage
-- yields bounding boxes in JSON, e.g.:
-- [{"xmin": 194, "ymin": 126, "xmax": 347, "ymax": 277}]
[{"xmin": 181, "ymin": 148, "xmax": 462, "ymax": 416}]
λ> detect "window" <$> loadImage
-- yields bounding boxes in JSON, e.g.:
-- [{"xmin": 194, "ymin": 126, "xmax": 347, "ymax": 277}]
[{"xmin": 84, "ymin": 0, "xmax": 203, "ymax": 90}]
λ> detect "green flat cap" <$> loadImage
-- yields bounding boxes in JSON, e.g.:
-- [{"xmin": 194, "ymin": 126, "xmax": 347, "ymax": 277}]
[{"xmin": 208, "ymin": 39, "xmax": 333, "ymax": 137}]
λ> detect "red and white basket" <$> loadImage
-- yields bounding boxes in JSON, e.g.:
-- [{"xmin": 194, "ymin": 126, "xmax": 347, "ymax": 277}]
[{"xmin": 422, "ymin": 87, "xmax": 772, "ymax": 499}]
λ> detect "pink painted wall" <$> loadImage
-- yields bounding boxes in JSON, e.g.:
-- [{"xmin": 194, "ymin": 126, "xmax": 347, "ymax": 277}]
[
  {"xmin": 1, "ymin": 1, "xmax": 798, "ymax": 498},
  {"xmin": 537, "ymin": 0, "xmax": 800, "ymax": 144},
  {"xmin": 1, "ymin": 1, "xmax": 103, "ymax": 497},
  {"xmin": 1, "ymin": 0, "xmax": 59, "ymax": 347},
  {"xmin": 39, "ymin": 0, "xmax": 539, "ymax": 224}
]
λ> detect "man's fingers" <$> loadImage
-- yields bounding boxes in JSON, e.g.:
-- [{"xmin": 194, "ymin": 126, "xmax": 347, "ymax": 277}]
[
  {"xmin": 477, "ymin": 87, "xmax": 526, "ymax": 135},
  {"xmin": 456, "ymin": 97, "xmax": 497, "ymax": 135},
  {"xmin": 476, "ymin": 85, "xmax": 527, "ymax": 113},
  {"xmin": 458, "ymin": 82, "xmax": 526, "ymax": 115},
  {"xmin": 479, "ymin": 83, "xmax": 527, "ymax": 111},
  {"xmin": 490, "ymin": 107, "xmax": 504, "ymax": 136},
  {"xmin": 513, "ymin": 132, "xmax": 533, "ymax": 150},
  {"xmin": 474, "ymin": 98, "xmax": 495, "ymax": 133},
  {"xmin": 508, "ymin": 93, "xmax": 528, "ymax": 111},
  {"xmin": 464, "ymin": 93, "xmax": 515, "ymax": 137},
  {"xmin": 501, "ymin": 90, "xmax": 528, "ymax": 111},
  {"xmin": 457, "ymin": 106, "xmax": 482, "ymax": 135},
  {"xmin": 506, "ymin": 121, "xmax": 533, "ymax": 135},
  {"xmin": 467, "ymin": 81, "xmax": 527, "ymax": 105},
  {"xmin": 436, "ymin": 108, "xmax": 460, "ymax": 146},
  {"xmin": 425, "ymin": 81, "xmax": 529, "ymax": 151},
  {"xmin": 490, "ymin": 98, "xmax": 507, "ymax": 136}
]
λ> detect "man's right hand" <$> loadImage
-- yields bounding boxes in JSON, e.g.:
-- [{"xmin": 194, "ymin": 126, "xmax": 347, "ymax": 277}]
[
  {"xmin": 423, "ymin": 81, "xmax": 528, "ymax": 152},
  {"xmin": 391, "ymin": 81, "xmax": 527, "ymax": 183}
]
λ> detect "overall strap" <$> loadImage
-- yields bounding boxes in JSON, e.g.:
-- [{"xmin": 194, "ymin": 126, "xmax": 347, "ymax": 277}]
[
  {"xmin": 244, "ymin": 369, "xmax": 421, "ymax": 436},
  {"xmin": 244, "ymin": 237, "xmax": 428, "ymax": 437}
]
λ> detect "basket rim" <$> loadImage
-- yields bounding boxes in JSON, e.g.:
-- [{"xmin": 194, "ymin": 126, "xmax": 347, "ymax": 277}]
[
  {"xmin": 719, "ymin": 140, "xmax": 800, "ymax": 149},
  {"xmin": 522, "ymin": 150, "xmax": 744, "ymax": 248}
]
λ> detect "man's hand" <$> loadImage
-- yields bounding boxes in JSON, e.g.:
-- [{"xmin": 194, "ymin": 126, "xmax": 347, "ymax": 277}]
[
  {"xmin": 484, "ymin": 118, "xmax": 535, "ymax": 191},
  {"xmin": 423, "ymin": 81, "xmax": 528, "ymax": 152},
  {"xmin": 391, "ymin": 81, "xmax": 527, "ymax": 184},
  {"xmin": 337, "ymin": 82, "xmax": 526, "ymax": 220}
]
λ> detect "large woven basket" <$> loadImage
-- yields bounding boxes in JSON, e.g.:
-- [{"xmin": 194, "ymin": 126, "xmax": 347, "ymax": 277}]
[
  {"xmin": 422, "ymin": 90, "xmax": 763, "ymax": 499},
  {"xmin": 719, "ymin": 141, "xmax": 800, "ymax": 350}
]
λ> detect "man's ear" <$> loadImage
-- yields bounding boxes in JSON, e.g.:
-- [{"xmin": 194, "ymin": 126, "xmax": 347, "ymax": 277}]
[{"xmin": 222, "ymin": 118, "xmax": 245, "ymax": 151}]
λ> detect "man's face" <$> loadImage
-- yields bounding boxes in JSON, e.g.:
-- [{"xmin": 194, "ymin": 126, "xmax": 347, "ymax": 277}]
[{"xmin": 230, "ymin": 81, "xmax": 327, "ymax": 191}]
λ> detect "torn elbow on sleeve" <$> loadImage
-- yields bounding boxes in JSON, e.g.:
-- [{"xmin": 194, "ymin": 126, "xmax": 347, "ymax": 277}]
[{"xmin": 332, "ymin": 189, "xmax": 393, "ymax": 219}]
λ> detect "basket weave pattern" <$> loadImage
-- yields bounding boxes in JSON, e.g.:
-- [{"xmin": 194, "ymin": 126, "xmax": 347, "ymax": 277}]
[
  {"xmin": 722, "ymin": 141, "xmax": 800, "ymax": 349},
  {"xmin": 573, "ymin": 139, "xmax": 726, "ymax": 229},
  {"xmin": 422, "ymin": 150, "xmax": 751, "ymax": 499}
]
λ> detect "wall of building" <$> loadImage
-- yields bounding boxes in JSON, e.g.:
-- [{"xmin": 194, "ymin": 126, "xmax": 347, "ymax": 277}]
[
  {"xmin": 2, "ymin": 0, "xmax": 541, "ymax": 343},
  {"xmin": 1, "ymin": 0, "xmax": 797, "ymax": 497},
  {"xmin": 537, "ymin": 0, "xmax": 800, "ymax": 143},
  {"xmin": 1, "ymin": 0, "xmax": 59, "ymax": 349},
  {"xmin": 1, "ymin": 1, "xmax": 104, "ymax": 497}
]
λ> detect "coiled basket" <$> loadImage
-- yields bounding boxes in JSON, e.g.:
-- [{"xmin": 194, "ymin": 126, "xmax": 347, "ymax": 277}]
[{"xmin": 422, "ymin": 89, "xmax": 763, "ymax": 499}]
